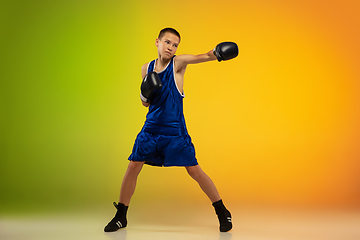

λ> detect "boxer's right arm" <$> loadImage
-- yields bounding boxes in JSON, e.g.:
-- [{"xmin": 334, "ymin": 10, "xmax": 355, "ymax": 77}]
[
  {"xmin": 140, "ymin": 64, "xmax": 150, "ymax": 107},
  {"xmin": 140, "ymin": 64, "xmax": 162, "ymax": 106}
]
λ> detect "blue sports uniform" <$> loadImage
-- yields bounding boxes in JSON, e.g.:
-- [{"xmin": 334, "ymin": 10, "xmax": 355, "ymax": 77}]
[{"xmin": 128, "ymin": 56, "xmax": 198, "ymax": 167}]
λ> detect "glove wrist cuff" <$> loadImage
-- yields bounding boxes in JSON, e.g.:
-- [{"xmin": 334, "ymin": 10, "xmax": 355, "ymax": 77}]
[
  {"xmin": 214, "ymin": 47, "xmax": 222, "ymax": 62},
  {"xmin": 140, "ymin": 92, "xmax": 149, "ymax": 103}
]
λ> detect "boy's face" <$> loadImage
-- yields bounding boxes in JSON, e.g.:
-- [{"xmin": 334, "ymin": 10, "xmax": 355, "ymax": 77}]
[{"xmin": 156, "ymin": 32, "xmax": 180, "ymax": 60}]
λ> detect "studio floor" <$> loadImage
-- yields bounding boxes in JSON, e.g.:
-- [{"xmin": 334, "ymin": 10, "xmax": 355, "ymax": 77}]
[{"xmin": 1, "ymin": 205, "xmax": 360, "ymax": 240}]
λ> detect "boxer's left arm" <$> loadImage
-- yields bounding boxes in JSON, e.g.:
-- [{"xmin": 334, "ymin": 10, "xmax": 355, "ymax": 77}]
[
  {"xmin": 174, "ymin": 42, "xmax": 238, "ymax": 70},
  {"xmin": 175, "ymin": 50, "xmax": 217, "ymax": 69}
]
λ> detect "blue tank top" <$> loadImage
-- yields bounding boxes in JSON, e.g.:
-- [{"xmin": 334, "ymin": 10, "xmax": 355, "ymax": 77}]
[{"xmin": 142, "ymin": 56, "xmax": 188, "ymax": 136}]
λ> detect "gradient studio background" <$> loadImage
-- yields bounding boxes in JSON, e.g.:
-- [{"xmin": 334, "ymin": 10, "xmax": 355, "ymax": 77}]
[{"xmin": 1, "ymin": 0, "xmax": 360, "ymax": 217}]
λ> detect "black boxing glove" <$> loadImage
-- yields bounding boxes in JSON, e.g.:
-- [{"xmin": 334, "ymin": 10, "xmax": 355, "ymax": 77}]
[
  {"xmin": 213, "ymin": 42, "xmax": 239, "ymax": 62},
  {"xmin": 140, "ymin": 71, "xmax": 162, "ymax": 103}
]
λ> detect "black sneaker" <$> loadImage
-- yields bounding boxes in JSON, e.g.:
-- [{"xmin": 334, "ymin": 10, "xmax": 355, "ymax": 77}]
[
  {"xmin": 212, "ymin": 199, "xmax": 232, "ymax": 232},
  {"xmin": 104, "ymin": 202, "xmax": 128, "ymax": 232}
]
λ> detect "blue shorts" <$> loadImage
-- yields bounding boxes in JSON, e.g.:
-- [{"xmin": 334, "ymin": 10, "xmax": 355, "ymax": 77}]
[{"xmin": 128, "ymin": 131, "xmax": 198, "ymax": 167}]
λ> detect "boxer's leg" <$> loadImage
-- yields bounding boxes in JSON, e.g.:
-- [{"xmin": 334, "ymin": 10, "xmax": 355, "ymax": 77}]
[
  {"xmin": 119, "ymin": 160, "xmax": 145, "ymax": 206},
  {"xmin": 104, "ymin": 161, "xmax": 144, "ymax": 232},
  {"xmin": 186, "ymin": 165, "xmax": 220, "ymax": 203},
  {"xmin": 186, "ymin": 165, "xmax": 232, "ymax": 232}
]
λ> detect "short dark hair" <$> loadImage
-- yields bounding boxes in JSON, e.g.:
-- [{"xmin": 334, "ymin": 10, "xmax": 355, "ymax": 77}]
[{"xmin": 158, "ymin": 28, "xmax": 181, "ymax": 42}]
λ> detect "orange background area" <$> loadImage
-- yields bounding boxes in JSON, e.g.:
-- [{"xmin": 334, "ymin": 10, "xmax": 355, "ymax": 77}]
[{"xmin": 133, "ymin": 0, "xmax": 360, "ymax": 208}]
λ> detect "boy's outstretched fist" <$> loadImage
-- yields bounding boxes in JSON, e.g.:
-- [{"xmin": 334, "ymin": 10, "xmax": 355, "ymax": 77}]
[
  {"xmin": 140, "ymin": 71, "xmax": 162, "ymax": 103},
  {"xmin": 213, "ymin": 42, "xmax": 238, "ymax": 62}
]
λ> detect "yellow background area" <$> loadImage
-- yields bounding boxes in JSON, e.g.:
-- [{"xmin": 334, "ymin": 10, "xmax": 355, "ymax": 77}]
[{"xmin": 1, "ymin": 0, "xmax": 359, "ymax": 214}]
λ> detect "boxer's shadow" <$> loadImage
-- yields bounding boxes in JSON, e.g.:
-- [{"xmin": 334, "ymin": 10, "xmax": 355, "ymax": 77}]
[
  {"xmin": 104, "ymin": 228, "xmax": 127, "ymax": 240},
  {"xmin": 219, "ymin": 231, "xmax": 232, "ymax": 240}
]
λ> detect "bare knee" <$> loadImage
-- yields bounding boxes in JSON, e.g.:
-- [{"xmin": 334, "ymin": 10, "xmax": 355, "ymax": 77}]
[
  {"xmin": 186, "ymin": 165, "xmax": 203, "ymax": 180},
  {"xmin": 127, "ymin": 161, "xmax": 145, "ymax": 174}
]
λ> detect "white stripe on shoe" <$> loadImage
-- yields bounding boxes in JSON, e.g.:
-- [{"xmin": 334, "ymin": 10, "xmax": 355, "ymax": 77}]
[{"xmin": 116, "ymin": 221, "xmax": 122, "ymax": 228}]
